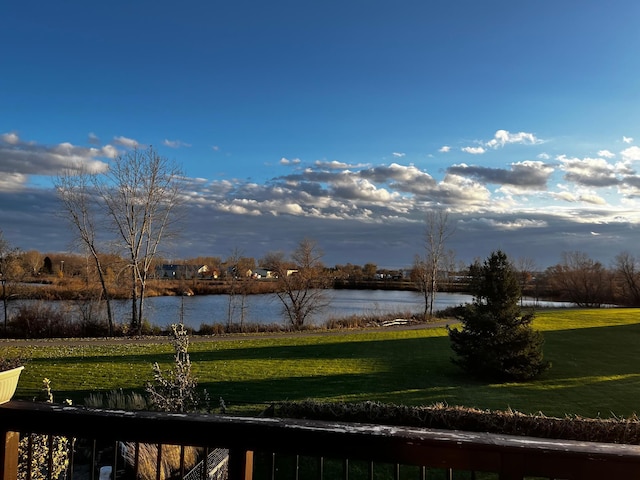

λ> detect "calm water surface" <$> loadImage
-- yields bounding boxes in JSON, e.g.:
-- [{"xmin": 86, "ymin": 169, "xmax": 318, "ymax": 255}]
[
  {"xmin": 109, "ymin": 290, "xmax": 564, "ymax": 329},
  {"xmin": 11, "ymin": 290, "xmax": 567, "ymax": 329}
]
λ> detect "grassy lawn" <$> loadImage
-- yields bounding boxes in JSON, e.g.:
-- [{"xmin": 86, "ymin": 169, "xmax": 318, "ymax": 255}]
[{"xmin": 3, "ymin": 308, "xmax": 640, "ymax": 418}]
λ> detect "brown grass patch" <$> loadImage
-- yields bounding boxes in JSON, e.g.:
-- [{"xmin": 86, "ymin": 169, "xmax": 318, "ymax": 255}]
[{"xmin": 272, "ymin": 400, "xmax": 640, "ymax": 445}]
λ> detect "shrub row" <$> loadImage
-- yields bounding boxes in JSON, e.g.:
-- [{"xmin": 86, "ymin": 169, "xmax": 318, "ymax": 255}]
[
  {"xmin": 6, "ymin": 304, "xmax": 161, "ymax": 338},
  {"xmin": 271, "ymin": 400, "xmax": 640, "ymax": 445}
]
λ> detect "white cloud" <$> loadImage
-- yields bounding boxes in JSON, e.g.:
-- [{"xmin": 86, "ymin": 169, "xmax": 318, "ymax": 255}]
[
  {"xmin": 88, "ymin": 132, "xmax": 100, "ymax": 145},
  {"xmin": 550, "ymin": 188, "xmax": 606, "ymax": 205},
  {"xmin": 219, "ymin": 202, "xmax": 262, "ymax": 216},
  {"xmin": 436, "ymin": 173, "xmax": 491, "ymax": 209},
  {"xmin": 113, "ymin": 136, "xmax": 139, "ymax": 148},
  {"xmin": 1, "ymin": 133, "xmax": 19, "ymax": 145},
  {"xmin": 439, "ymin": 145, "xmax": 451, "ymax": 153},
  {"xmin": 163, "ymin": 139, "xmax": 191, "ymax": 148},
  {"xmin": 462, "ymin": 146, "xmax": 486, "ymax": 155},
  {"xmin": 616, "ymin": 162, "xmax": 635, "ymax": 176},
  {"xmin": 537, "ymin": 153, "xmax": 551, "ymax": 160},
  {"xmin": 332, "ymin": 177, "xmax": 398, "ymax": 204},
  {"xmin": 5, "ymin": 128, "xmax": 640, "ymax": 269},
  {"xmin": 486, "ymin": 129, "xmax": 540, "ymax": 149},
  {"xmin": 279, "ymin": 203, "xmax": 305, "ymax": 215},
  {"xmin": 623, "ymin": 136, "xmax": 634, "ymax": 144},
  {"xmin": 212, "ymin": 145, "xmax": 220, "ymax": 151},
  {"xmin": 621, "ymin": 146, "xmax": 640, "ymax": 162},
  {"xmin": 361, "ymin": 163, "xmax": 431, "ymax": 183},
  {"xmin": 598, "ymin": 150, "xmax": 615, "ymax": 159},
  {"xmin": 579, "ymin": 193, "xmax": 607, "ymax": 205},
  {"xmin": 496, "ymin": 218, "xmax": 548, "ymax": 230},
  {"xmin": 459, "ymin": 217, "xmax": 547, "ymax": 231},
  {"xmin": 0, "ymin": 133, "xmax": 112, "ymax": 191},
  {"xmin": 315, "ymin": 160, "xmax": 350, "ymax": 169},
  {"xmin": 551, "ymin": 191, "xmax": 578, "ymax": 202},
  {"xmin": 558, "ymin": 155, "xmax": 620, "ymax": 187},
  {"xmin": 447, "ymin": 161, "xmax": 553, "ymax": 191},
  {"xmin": 280, "ymin": 157, "xmax": 301, "ymax": 165},
  {"xmin": 392, "ymin": 152, "xmax": 406, "ymax": 158},
  {"xmin": 100, "ymin": 145, "xmax": 119, "ymax": 159},
  {"xmin": 0, "ymin": 172, "xmax": 28, "ymax": 191}
]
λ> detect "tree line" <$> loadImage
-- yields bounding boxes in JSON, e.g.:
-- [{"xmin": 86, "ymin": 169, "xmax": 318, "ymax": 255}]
[{"xmin": 2, "ymin": 231, "xmax": 640, "ymax": 319}]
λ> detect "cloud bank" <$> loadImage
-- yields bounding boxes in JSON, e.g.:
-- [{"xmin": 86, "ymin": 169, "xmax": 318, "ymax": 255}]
[{"xmin": 2, "ymin": 130, "xmax": 640, "ymax": 267}]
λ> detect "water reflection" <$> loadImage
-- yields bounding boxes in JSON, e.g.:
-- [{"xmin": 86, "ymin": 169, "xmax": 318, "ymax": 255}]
[
  {"xmin": 9, "ymin": 290, "xmax": 568, "ymax": 329},
  {"xmin": 105, "ymin": 290, "xmax": 565, "ymax": 329}
]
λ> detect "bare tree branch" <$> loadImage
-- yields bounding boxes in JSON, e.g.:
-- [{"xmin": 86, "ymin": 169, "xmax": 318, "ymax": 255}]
[{"xmin": 96, "ymin": 147, "xmax": 184, "ymax": 333}]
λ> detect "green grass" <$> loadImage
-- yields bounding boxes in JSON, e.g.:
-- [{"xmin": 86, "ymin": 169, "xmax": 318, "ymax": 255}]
[{"xmin": 4, "ymin": 308, "xmax": 640, "ymax": 418}]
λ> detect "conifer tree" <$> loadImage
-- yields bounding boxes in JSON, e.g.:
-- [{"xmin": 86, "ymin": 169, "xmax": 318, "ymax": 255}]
[{"xmin": 448, "ymin": 250, "xmax": 550, "ymax": 381}]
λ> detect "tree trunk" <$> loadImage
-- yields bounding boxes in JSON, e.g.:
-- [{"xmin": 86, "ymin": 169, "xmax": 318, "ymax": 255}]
[
  {"xmin": 130, "ymin": 266, "xmax": 138, "ymax": 334},
  {"xmin": 94, "ymin": 258, "xmax": 114, "ymax": 336},
  {"xmin": 138, "ymin": 279, "xmax": 147, "ymax": 335},
  {"xmin": 1, "ymin": 280, "xmax": 7, "ymax": 337}
]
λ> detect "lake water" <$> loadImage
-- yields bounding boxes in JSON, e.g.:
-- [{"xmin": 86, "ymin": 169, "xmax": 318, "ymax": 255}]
[
  {"xmin": 105, "ymin": 290, "xmax": 566, "ymax": 329},
  {"xmin": 9, "ymin": 290, "xmax": 568, "ymax": 329}
]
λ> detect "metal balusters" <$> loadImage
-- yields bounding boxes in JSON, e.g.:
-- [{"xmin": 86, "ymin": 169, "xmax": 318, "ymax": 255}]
[{"xmin": 156, "ymin": 443, "xmax": 163, "ymax": 480}]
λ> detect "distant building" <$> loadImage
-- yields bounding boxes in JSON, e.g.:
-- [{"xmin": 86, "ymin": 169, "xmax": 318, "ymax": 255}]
[
  {"xmin": 252, "ymin": 267, "xmax": 276, "ymax": 279},
  {"xmin": 250, "ymin": 268, "xmax": 297, "ymax": 279},
  {"xmin": 156, "ymin": 264, "xmax": 212, "ymax": 280}
]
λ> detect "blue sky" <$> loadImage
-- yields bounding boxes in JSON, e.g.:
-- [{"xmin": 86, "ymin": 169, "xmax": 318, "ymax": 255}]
[{"xmin": 2, "ymin": 1, "xmax": 640, "ymax": 268}]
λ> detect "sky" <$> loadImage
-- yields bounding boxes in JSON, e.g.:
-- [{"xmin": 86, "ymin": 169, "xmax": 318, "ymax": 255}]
[{"xmin": 2, "ymin": 1, "xmax": 640, "ymax": 269}]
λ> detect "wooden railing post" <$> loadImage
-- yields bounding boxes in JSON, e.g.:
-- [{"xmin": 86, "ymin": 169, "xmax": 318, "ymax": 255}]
[
  {"xmin": 0, "ymin": 431, "xmax": 19, "ymax": 480},
  {"xmin": 228, "ymin": 449, "xmax": 253, "ymax": 480}
]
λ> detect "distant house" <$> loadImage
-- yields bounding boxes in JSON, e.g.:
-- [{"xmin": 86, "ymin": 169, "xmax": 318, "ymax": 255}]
[
  {"xmin": 252, "ymin": 267, "xmax": 276, "ymax": 279},
  {"xmin": 156, "ymin": 264, "xmax": 211, "ymax": 280},
  {"xmin": 375, "ymin": 270, "xmax": 404, "ymax": 280},
  {"xmin": 251, "ymin": 268, "xmax": 298, "ymax": 279},
  {"xmin": 226, "ymin": 266, "xmax": 253, "ymax": 278},
  {"xmin": 197, "ymin": 265, "xmax": 218, "ymax": 279}
]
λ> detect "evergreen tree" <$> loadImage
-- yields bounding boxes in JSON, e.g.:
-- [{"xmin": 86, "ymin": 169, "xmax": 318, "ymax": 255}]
[{"xmin": 448, "ymin": 250, "xmax": 550, "ymax": 381}]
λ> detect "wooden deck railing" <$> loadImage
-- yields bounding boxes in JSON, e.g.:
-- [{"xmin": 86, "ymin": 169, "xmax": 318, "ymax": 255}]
[{"xmin": 2, "ymin": 399, "xmax": 640, "ymax": 479}]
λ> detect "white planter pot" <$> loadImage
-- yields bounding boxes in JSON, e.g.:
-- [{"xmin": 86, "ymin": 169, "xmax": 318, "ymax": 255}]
[{"xmin": 0, "ymin": 366, "xmax": 23, "ymax": 404}]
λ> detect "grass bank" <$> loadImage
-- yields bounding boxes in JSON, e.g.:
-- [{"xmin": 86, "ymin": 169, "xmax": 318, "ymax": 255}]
[{"xmin": 3, "ymin": 308, "xmax": 640, "ymax": 418}]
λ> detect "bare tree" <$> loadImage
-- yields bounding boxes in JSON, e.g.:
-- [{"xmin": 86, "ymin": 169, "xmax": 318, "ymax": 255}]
[
  {"xmin": 263, "ymin": 238, "xmax": 330, "ymax": 329},
  {"xmin": 224, "ymin": 248, "xmax": 255, "ymax": 328},
  {"xmin": 547, "ymin": 251, "xmax": 613, "ymax": 307},
  {"xmin": 411, "ymin": 255, "xmax": 430, "ymax": 315},
  {"xmin": 0, "ymin": 231, "xmax": 20, "ymax": 336},
  {"xmin": 614, "ymin": 251, "xmax": 640, "ymax": 306},
  {"xmin": 413, "ymin": 210, "xmax": 455, "ymax": 317},
  {"xmin": 97, "ymin": 147, "xmax": 184, "ymax": 334},
  {"xmin": 515, "ymin": 256, "xmax": 537, "ymax": 307},
  {"xmin": 56, "ymin": 167, "xmax": 115, "ymax": 335},
  {"xmin": 363, "ymin": 263, "xmax": 377, "ymax": 279},
  {"xmin": 20, "ymin": 250, "xmax": 43, "ymax": 277}
]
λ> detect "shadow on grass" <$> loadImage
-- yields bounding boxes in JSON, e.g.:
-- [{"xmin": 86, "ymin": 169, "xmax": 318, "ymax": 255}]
[
  {"xmin": 16, "ymin": 321, "xmax": 640, "ymax": 417},
  {"xmin": 21, "ymin": 334, "xmax": 449, "ymax": 365},
  {"xmin": 192, "ymin": 322, "xmax": 640, "ymax": 416}
]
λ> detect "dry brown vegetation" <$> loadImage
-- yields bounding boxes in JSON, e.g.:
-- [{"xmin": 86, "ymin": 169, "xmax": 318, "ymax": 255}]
[
  {"xmin": 15, "ymin": 277, "xmax": 282, "ymax": 301},
  {"xmin": 273, "ymin": 400, "xmax": 640, "ymax": 445},
  {"xmin": 120, "ymin": 443, "xmax": 200, "ymax": 480},
  {"xmin": 325, "ymin": 310, "xmax": 427, "ymax": 329}
]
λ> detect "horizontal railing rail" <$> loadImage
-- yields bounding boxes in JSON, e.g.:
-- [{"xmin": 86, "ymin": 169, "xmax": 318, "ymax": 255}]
[{"xmin": 2, "ymin": 400, "xmax": 640, "ymax": 479}]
